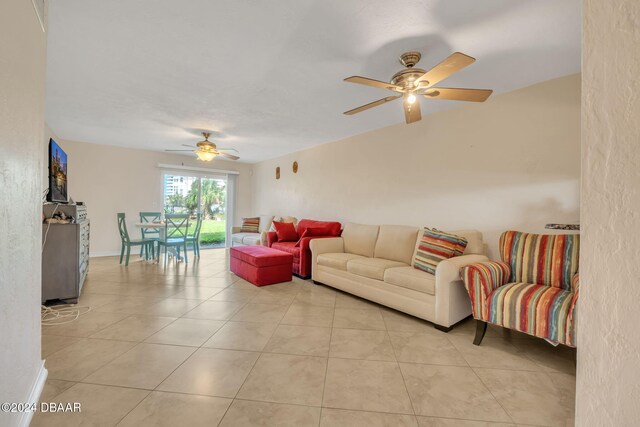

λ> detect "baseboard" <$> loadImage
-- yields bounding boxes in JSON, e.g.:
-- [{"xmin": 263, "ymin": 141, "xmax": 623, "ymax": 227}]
[
  {"xmin": 18, "ymin": 361, "xmax": 48, "ymax": 427},
  {"xmin": 90, "ymin": 251, "xmax": 121, "ymax": 258}
]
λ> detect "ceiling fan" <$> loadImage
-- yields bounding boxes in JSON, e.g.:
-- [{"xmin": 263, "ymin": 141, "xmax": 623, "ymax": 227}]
[
  {"xmin": 343, "ymin": 51, "xmax": 493, "ymax": 124},
  {"xmin": 165, "ymin": 132, "xmax": 240, "ymax": 162}
]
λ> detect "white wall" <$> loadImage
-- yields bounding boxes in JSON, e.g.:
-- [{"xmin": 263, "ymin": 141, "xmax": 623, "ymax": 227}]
[
  {"xmin": 43, "ymin": 138, "xmax": 253, "ymax": 255},
  {"xmin": 252, "ymin": 74, "xmax": 581, "ymax": 258},
  {"xmin": 577, "ymin": 0, "xmax": 640, "ymax": 424},
  {"xmin": 0, "ymin": 0, "xmax": 48, "ymax": 425}
]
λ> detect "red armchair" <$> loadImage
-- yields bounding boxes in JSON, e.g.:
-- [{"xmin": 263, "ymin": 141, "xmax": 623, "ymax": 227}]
[{"xmin": 267, "ymin": 219, "xmax": 341, "ymax": 279}]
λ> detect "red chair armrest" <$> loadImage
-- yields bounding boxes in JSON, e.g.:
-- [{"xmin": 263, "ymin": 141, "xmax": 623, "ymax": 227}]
[{"xmin": 266, "ymin": 231, "xmax": 278, "ymax": 247}]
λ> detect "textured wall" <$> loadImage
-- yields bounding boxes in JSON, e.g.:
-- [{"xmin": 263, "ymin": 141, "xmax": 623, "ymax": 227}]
[
  {"xmin": 577, "ymin": 0, "xmax": 640, "ymax": 424},
  {"xmin": 252, "ymin": 75, "xmax": 581, "ymax": 258},
  {"xmin": 46, "ymin": 138, "xmax": 254, "ymax": 255},
  {"xmin": 0, "ymin": 0, "xmax": 47, "ymax": 425}
]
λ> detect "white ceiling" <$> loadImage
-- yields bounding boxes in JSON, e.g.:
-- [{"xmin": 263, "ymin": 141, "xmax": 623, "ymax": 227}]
[{"xmin": 45, "ymin": 0, "xmax": 581, "ymax": 163}]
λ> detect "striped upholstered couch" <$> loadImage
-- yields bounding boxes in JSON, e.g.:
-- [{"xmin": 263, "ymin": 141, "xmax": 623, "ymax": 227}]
[{"xmin": 460, "ymin": 230, "xmax": 580, "ymax": 347}]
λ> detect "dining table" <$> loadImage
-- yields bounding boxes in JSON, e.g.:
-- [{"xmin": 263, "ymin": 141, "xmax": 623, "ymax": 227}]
[{"xmin": 134, "ymin": 222, "xmax": 184, "ymax": 262}]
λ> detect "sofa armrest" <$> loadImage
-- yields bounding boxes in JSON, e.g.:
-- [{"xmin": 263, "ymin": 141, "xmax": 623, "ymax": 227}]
[
  {"xmin": 231, "ymin": 226, "xmax": 242, "ymax": 234},
  {"xmin": 436, "ymin": 255, "xmax": 490, "ymax": 289},
  {"xmin": 434, "ymin": 254, "xmax": 489, "ymax": 327},
  {"xmin": 460, "ymin": 261, "xmax": 511, "ymax": 320},
  {"xmin": 309, "ymin": 237, "xmax": 344, "ymax": 255},
  {"xmin": 310, "ymin": 237, "xmax": 344, "ymax": 280},
  {"xmin": 266, "ymin": 231, "xmax": 278, "ymax": 247}
]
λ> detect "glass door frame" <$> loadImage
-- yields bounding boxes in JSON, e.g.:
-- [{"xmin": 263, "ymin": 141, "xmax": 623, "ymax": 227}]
[{"xmin": 161, "ymin": 170, "xmax": 229, "ymax": 248}]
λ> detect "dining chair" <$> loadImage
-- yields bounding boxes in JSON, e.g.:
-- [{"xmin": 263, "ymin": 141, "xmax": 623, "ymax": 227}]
[
  {"xmin": 117, "ymin": 213, "xmax": 155, "ymax": 266},
  {"xmin": 139, "ymin": 211, "xmax": 161, "ymax": 259},
  {"xmin": 186, "ymin": 213, "xmax": 203, "ymax": 258},
  {"xmin": 158, "ymin": 214, "xmax": 190, "ymax": 267}
]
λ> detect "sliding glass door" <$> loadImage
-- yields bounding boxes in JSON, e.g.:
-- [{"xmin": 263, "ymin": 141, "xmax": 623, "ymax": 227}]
[{"xmin": 163, "ymin": 173, "xmax": 228, "ymax": 249}]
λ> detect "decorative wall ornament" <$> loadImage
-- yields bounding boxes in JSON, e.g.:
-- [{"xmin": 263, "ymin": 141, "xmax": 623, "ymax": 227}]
[
  {"xmin": 292, "ymin": 161, "xmax": 299, "ymax": 173},
  {"xmin": 275, "ymin": 166, "xmax": 280, "ymax": 180}
]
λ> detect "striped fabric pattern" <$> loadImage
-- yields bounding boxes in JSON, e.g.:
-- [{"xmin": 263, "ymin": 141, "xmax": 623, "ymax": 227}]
[
  {"xmin": 461, "ymin": 261, "xmax": 511, "ymax": 319},
  {"xmin": 414, "ymin": 228, "xmax": 468, "ymax": 275},
  {"xmin": 460, "ymin": 230, "xmax": 580, "ymax": 347},
  {"xmin": 499, "ymin": 230, "xmax": 580, "ymax": 290},
  {"xmin": 487, "ymin": 282, "xmax": 577, "ymax": 346},
  {"xmin": 240, "ymin": 217, "xmax": 260, "ymax": 233}
]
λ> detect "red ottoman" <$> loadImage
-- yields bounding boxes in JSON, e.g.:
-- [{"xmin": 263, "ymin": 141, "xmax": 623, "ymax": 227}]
[{"xmin": 230, "ymin": 246, "xmax": 293, "ymax": 286}]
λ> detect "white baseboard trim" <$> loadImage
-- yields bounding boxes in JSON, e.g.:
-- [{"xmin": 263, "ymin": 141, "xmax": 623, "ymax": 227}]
[
  {"xmin": 90, "ymin": 251, "xmax": 121, "ymax": 258},
  {"xmin": 19, "ymin": 361, "xmax": 48, "ymax": 427}
]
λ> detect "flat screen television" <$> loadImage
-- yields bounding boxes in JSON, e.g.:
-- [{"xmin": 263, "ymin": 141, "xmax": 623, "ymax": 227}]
[{"xmin": 47, "ymin": 138, "xmax": 68, "ymax": 203}]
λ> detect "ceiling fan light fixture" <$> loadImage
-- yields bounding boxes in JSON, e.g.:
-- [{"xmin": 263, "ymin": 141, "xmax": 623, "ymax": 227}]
[
  {"xmin": 407, "ymin": 93, "xmax": 417, "ymax": 104},
  {"xmin": 196, "ymin": 149, "xmax": 217, "ymax": 161}
]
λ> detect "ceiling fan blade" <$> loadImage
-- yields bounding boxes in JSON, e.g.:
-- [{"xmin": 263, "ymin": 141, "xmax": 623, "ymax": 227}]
[
  {"xmin": 217, "ymin": 152, "xmax": 240, "ymax": 161},
  {"xmin": 415, "ymin": 52, "xmax": 475, "ymax": 87},
  {"xmin": 343, "ymin": 95, "xmax": 402, "ymax": 115},
  {"xmin": 165, "ymin": 149, "xmax": 195, "ymax": 152},
  {"xmin": 423, "ymin": 88, "xmax": 493, "ymax": 102},
  {"xmin": 217, "ymin": 147, "xmax": 239, "ymax": 154},
  {"xmin": 344, "ymin": 76, "xmax": 403, "ymax": 92},
  {"xmin": 403, "ymin": 97, "xmax": 422, "ymax": 124},
  {"xmin": 181, "ymin": 144, "xmax": 196, "ymax": 148}
]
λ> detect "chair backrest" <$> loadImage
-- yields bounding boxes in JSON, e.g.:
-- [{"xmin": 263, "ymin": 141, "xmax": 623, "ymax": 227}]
[
  {"xmin": 117, "ymin": 213, "xmax": 130, "ymax": 243},
  {"xmin": 192, "ymin": 213, "xmax": 203, "ymax": 238},
  {"xmin": 139, "ymin": 211, "xmax": 161, "ymax": 237},
  {"xmin": 165, "ymin": 214, "xmax": 189, "ymax": 241},
  {"xmin": 499, "ymin": 230, "xmax": 580, "ymax": 290}
]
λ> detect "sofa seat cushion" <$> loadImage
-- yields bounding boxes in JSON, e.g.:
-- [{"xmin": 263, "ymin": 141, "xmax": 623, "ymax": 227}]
[
  {"xmin": 346, "ymin": 258, "xmax": 408, "ymax": 281},
  {"xmin": 271, "ymin": 241, "xmax": 301, "ymax": 259},
  {"xmin": 232, "ymin": 232, "xmax": 259, "ymax": 245},
  {"xmin": 317, "ymin": 253, "xmax": 366, "ymax": 271},
  {"xmin": 487, "ymin": 282, "xmax": 577, "ymax": 346},
  {"xmin": 384, "ymin": 266, "xmax": 436, "ymax": 295},
  {"xmin": 242, "ymin": 234, "xmax": 262, "ymax": 246}
]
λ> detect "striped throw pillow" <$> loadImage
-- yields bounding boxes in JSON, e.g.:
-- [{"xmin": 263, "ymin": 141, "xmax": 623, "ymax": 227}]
[
  {"xmin": 240, "ymin": 217, "xmax": 260, "ymax": 233},
  {"xmin": 414, "ymin": 228, "xmax": 468, "ymax": 275}
]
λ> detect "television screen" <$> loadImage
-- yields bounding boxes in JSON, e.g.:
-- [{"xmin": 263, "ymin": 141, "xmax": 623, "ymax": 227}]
[{"xmin": 47, "ymin": 139, "xmax": 68, "ymax": 203}]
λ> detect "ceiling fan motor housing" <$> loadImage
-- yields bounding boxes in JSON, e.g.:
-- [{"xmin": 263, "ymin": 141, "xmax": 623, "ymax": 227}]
[{"xmin": 391, "ymin": 68, "xmax": 427, "ymax": 89}]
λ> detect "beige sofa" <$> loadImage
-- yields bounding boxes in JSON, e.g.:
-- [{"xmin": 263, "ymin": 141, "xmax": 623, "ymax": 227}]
[
  {"xmin": 231, "ymin": 215, "xmax": 274, "ymax": 246},
  {"xmin": 310, "ymin": 223, "xmax": 488, "ymax": 330}
]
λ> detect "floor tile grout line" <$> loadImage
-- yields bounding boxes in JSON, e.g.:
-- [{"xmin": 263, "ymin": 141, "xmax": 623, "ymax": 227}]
[
  {"xmin": 112, "ymin": 388, "xmax": 153, "ymax": 426},
  {"xmin": 44, "ymin": 255, "xmax": 575, "ymax": 425},
  {"xmin": 385, "ymin": 328, "xmax": 419, "ymax": 417},
  {"xmin": 469, "ymin": 365, "xmax": 518, "ymax": 424}
]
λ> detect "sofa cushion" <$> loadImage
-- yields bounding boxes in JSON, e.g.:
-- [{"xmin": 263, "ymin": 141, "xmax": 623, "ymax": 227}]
[
  {"xmin": 342, "ymin": 223, "xmax": 379, "ymax": 258},
  {"xmin": 488, "ymin": 282, "xmax": 577, "ymax": 346},
  {"xmin": 346, "ymin": 257, "xmax": 408, "ymax": 281},
  {"xmin": 317, "ymin": 253, "xmax": 366, "ymax": 271},
  {"xmin": 232, "ymin": 232, "xmax": 259, "ymax": 245},
  {"xmin": 271, "ymin": 241, "xmax": 301, "ymax": 258},
  {"xmin": 242, "ymin": 234, "xmax": 262, "ymax": 246},
  {"xmin": 384, "ymin": 266, "xmax": 436, "ymax": 295},
  {"xmin": 374, "ymin": 225, "xmax": 419, "ymax": 265},
  {"xmin": 269, "ymin": 216, "xmax": 297, "ymax": 232},
  {"xmin": 273, "ymin": 221, "xmax": 299, "ymax": 242},
  {"xmin": 240, "ymin": 217, "xmax": 260, "ymax": 233},
  {"xmin": 414, "ymin": 228, "xmax": 468, "ymax": 275},
  {"xmin": 499, "ymin": 231, "xmax": 580, "ymax": 290},
  {"xmin": 297, "ymin": 219, "xmax": 341, "ymax": 238}
]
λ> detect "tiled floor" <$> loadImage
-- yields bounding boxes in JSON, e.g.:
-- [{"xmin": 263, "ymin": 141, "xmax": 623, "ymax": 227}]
[{"xmin": 35, "ymin": 249, "xmax": 576, "ymax": 426}]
